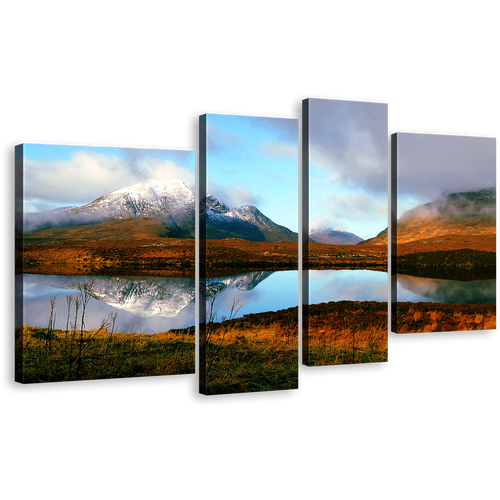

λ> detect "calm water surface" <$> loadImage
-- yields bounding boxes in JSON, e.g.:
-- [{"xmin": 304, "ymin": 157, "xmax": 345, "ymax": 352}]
[
  {"xmin": 396, "ymin": 274, "xmax": 496, "ymax": 304},
  {"xmin": 23, "ymin": 270, "xmax": 486, "ymax": 332},
  {"xmin": 20, "ymin": 271, "xmax": 300, "ymax": 332}
]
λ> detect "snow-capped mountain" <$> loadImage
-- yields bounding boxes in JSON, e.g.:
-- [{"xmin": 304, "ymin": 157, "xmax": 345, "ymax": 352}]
[
  {"xmin": 203, "ymin": 195, "xmax": 297, "ymax": 242},
  {"xmin": 68, "ymin": 179, "xmax": 194, "ymax": 220},
  {"xmin": 24, "ymin": 178, "xmax": 196, "ymax": 237},
  {"xmin": 23, "ymin": 178, "xmax": 297, "ymax": 242}
]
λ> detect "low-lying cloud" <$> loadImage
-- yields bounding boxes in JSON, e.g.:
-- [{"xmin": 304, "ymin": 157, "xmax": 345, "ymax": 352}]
[
  {"xmin": 22, "ymin": 209, "xmax": 109, "ymax": 233},
  {"xmin": 399, "ymin": 189, "xmax": 496, "ymax": 221},
  {"xmin": 207, "ymin": 183, "xmax": 262, "ymax": 207}
]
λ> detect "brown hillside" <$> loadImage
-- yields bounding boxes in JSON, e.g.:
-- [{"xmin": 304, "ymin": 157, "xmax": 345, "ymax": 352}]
[
  {"xmin": 397, "ymin": 233, "xmax": 496, "ymax": 256},
  {"xmin": 21, "ymin": 218, "xmax": 181, "ymax": 242},
  {"xmin": 363, "ymin": 217, "xmax": 498, "ymax": 247}
]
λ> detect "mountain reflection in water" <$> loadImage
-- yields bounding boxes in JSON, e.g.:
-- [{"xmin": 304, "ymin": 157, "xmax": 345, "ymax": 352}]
[
  {"xmin": 396, "ymin": 274, "xmax": 496, "ymax": 304},
  {"xmin": 23, "ymin": 271, "xmax": 491, "ymax": 331},
  {"xmin": 23, "ymin": 270, "xmax": 387, "ymax": 330},
  {"xmin": 21, "ymin": 271, "xmax": 290, "ymax": 333}
]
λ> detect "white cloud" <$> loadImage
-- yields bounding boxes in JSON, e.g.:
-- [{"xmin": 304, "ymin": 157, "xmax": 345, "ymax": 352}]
[
  {"xmin": 309, "ymin": 216, "xmax": 343, "ymax": 232},
  {"xmin": 396, "ymin": 133, "xmax": 496, "ymax": 203},
  {"xmin": 207, "ymin": 182, "xmax": 262, "ymax": 207},
  {"xmin": 24, "ymin": 150, "xmax": 195, "ymax": 207},
  {"xmin": 226, "ymin": 187, "xmax": 261, "ymax": 206},
  {"xmin": 308, "ymin": 99, "xmax": 388, "ymax": 194},
  {"xmin": 259, "ymin": 140, "xmax": 298, "ymax": 158},
  {"xmin": 206, "ymin": 122, "xmax": 242, "ymax": 154},
  {"xmin": 140, "ymin": 158, "xmax": 195, "ymax": 191},
  {"xmin": 25, "ymin": 152, "xmax": 124, "ymax": 203},
  {"xmin": 312, "ymin": 191, "xmax": 387, "ymax": 240}
]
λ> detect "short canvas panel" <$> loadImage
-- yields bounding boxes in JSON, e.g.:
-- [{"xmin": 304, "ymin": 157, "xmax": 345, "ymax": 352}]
[
  {"xmin": 199, "ymin": 114, "xmax": 299, "ymax": 395},
  {"xmin": 302, "ymin": 98, "xmax": 388, "ymax": 366},
  {"xmin": 15, "ymin": 144, "xmax": 196, "ymax": 383},
  {"xmin": 391, "ymin": 133, "xmax": 496, "ymax": 333}
]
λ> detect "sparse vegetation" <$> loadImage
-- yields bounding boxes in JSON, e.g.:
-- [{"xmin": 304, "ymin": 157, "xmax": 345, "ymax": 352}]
[
  {"xmin": 15, "ymin": 284, "xmax": 194, "ymax": 383},
  {"xmin": 19, "ymin": 235, "xmax": 388, "ymax": 277},
  {"xmin": 393, "ymin": 302, "xmax": 496, "ymax": 333},
  {"xmin": 16, "ymin": 326, "xmax": 194, "ymax": 383},
  {"xmin": 303, "ymin": 301, "xmax": 388, "ymax": 366},
  {"xmin": 199, "ymin": 299, "xmax": 388, "ymax": 392}
]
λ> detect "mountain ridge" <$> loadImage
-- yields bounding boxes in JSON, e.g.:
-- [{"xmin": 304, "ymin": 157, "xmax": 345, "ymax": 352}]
[
  {"xmin": 23, "ymin": 178, "xmax": 297, "ymax": 242},
  {"xmin": 366, "ymin": 187, "xmax": 496, "ymax": 245}
]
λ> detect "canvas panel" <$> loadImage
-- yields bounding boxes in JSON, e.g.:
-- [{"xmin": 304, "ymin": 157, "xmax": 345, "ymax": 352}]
[
  {"xmin": 302, "ymin": 98, "xmax": 389, "ymax": 366},
  {"xmin": 15, "ymin": 144, "xmax": 196, "ymax": 383},
  {"xmin": 199, "ymin": 114, "xmax": 299, "ymax": 395},
  {"xmin": 391, "ymin": 133, "xmax": 496, "ymax": 333}
]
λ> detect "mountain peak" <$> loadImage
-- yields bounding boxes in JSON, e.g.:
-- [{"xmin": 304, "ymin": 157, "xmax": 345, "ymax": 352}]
[
  {"xmin": 113, "ymin": 178, "xmax": 192, "ymax": 195},
  {"xmin": 24, "ymin": 180, "xmax": 295, "ymax": 243}
]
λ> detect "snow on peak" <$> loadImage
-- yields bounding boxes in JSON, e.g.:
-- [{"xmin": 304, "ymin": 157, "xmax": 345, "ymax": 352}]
[{"xmin": 113, "ymin": 178, "xmax": 192, "ymax": 196}]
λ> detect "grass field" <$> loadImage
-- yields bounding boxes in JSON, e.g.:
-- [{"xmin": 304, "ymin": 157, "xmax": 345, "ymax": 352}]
[
  {"xmin": 17, "ymin": 299, "xmax": 387, "ymax": 388},
  {"xmin": 27, "ymin": 300, "xmax": 490, "ymax": 382},
  {"xmin": 392, "ymin": 302, "xmax": 496, "ymax": 333}
]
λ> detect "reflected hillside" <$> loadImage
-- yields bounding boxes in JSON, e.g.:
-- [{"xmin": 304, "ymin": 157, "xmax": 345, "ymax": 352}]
[{"xmin": 397, "ymin": 274, "xmax": 496, "ymax": 304}]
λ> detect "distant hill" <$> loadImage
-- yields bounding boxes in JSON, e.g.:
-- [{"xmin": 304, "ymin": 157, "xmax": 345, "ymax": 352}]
[
  {"xmin": 309, "ymin": 228, "xmax": 363, "ymax": 245},
  {"xmin": 367, "ymin": 187, "xmax": 496, "ymax": 245}
]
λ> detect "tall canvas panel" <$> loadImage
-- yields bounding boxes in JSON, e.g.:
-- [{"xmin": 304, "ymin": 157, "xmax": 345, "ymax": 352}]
[
  {"xmin": 391, "ymin": 133, "xmax": 496, "ymax": 333},
  {"xmin": 199, "ymin": 114, "xmax": 299, "ymax": 395},
  {"xmin": 15, "ymin": 144, "xmax": 196, "ymax": 383},
  {"xmin": 302, "ymin": 98, "xmax": 388, "ymax": 366}
]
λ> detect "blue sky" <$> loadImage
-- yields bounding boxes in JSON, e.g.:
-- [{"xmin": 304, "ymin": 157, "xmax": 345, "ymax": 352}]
[
  {"xmin": 205, "ymin": 114, "xmax": 299, "ymax": 232},
  {"xmin": 20, "ymin": 144, "xmax": 195, "ymax": 213},
  {"xmin": 308, "ymin": 98, "xmax": 388, "ymax": 241}
]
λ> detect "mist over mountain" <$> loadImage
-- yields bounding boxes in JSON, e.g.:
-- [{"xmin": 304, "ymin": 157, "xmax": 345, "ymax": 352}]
[
  {"xmin": 23, "ymin": 178, "xmax": 297, "ymax": 243},
  {"xmin": 400, "ymin": 187, "xmax": 496, "ymax": 222},
  {"xmin": 309, "ymin": 228, "xmax": 364, "ymax": 245},
  {"xmin": 366, "ymin": 187, "xmax": 496, "ymax": 245}
]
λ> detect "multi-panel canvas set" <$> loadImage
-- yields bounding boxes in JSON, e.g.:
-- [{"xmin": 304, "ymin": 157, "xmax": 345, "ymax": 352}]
[{"xmin": 15, "ymin": 99, "xmax": 497, "ymax": 392}]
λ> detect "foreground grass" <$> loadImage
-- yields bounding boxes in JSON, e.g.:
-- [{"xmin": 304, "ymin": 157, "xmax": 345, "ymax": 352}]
[
  {"xmin": 393, "ymin": 302, "xmax": 496, "ymax": 333},
  {"xmin": 200, "ymin": 301, "xmax": 388, "ymax": 394},
  {"xmin": 206, "ymin": 318, "xmax": 300, "ymax": 394},
  {"xmin": 17, "ymin": 299, "xmax": 495, "ymax": 391},
  {"xmin": 16, "ymin": 301, "xmax": 387, "ymax": 394},
  {"xmin": 16, "ymin": 326, "xmax": 194, "ymax": 384},
  {"xmin": 304, "ymin": 301, "xmax": 388, "ymax": 366}
]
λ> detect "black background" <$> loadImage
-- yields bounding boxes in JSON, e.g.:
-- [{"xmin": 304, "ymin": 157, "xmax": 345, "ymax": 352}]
[{"xmin": 9, "ymin": 59, "xmax": 499, "ymax": 418}]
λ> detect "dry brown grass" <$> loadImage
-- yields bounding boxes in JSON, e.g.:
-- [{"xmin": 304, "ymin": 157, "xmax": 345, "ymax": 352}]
[
  {"xmin": 306, "ymin": 326, "xmax": 387, "ymax": 366},
  {"xmin": 393, "ymin": 302, "xmax": 496, "ymax": 333},
  {"xmin": 16, "ymin": 325, "xmax": 194, "ymax": 384},
  {"xmin": 200, "ymin": 307, "xmax": 298, "ymax": 395},
  {"xmin": 19, "ymin": 236, "xmax": 388, "ymax": 277}
]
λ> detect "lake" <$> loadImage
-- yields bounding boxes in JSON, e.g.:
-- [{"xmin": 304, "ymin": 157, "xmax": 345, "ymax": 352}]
[
  {"xmin": 26, "ymin": 270, "xmax": 480, "ymax": 333},
  {"xmin": 395, "ymin": 274, "xmax": 496, "ymax": 304},
  {"xmin": 15, "ymin": 270, "xmax": 387, "ymax": 334}
]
